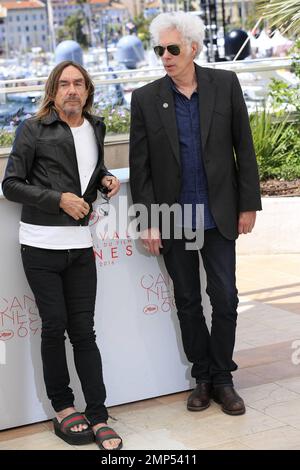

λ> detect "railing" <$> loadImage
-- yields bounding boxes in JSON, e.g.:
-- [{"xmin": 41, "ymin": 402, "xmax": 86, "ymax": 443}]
[
  {"xmin": 0, "ymin": 56, "xmax": 298, "ymax": 161},
  {"xmin": 0, "ymin": 57, "xmax": 293, "ymax": 94}
]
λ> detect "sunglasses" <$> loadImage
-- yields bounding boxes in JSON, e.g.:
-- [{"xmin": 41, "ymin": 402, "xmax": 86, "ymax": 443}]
[{"xmin": 153, "ymin": 44, "xmax": 181, "ymax": 57}]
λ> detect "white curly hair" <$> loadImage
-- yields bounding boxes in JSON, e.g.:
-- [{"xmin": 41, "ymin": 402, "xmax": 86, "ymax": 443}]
[{"xmin": 149, "ymin": 11, "xmax": 205, "ymax": 58}]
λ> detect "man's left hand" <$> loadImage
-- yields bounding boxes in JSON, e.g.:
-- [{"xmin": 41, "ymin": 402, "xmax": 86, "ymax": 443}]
[
  {"xmin": 101, "ymin": 175, "xmax": 120, "ymax": 197},
  {"xmin": 238, "ymin": 211, "xmax": 257, "ymax": 235}
]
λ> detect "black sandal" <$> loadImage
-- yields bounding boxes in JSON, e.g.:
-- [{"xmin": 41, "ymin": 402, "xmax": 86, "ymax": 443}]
[
  {"xmin": 53, "ymin": 412, "xmax": 94, "ymax": 445},
  {"xmin": 95, "ymin": 426, "xmax": 123, "ymax": 450}
]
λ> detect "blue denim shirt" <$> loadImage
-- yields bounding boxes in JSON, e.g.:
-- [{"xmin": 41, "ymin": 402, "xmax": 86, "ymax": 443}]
[{"xmin": 169, "ymin": 78, "xmax": 216, "ymax": 231}]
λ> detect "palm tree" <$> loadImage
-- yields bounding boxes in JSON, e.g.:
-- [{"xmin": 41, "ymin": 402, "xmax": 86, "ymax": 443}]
[
  {"xmin": 257, "ymin": 0, "xmax": 300, "ymax": 33},
  {"xmin": 76, "ymin": 0, "xmax": 93, "ymax": 46}
]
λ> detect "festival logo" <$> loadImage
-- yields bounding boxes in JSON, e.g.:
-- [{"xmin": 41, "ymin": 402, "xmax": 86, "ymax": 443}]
[
  {"xmin": 92, "ymin": 230, "xmax": 134, "ymax": 267},
  {"xmin": 90, "ymin": 196, "xmax": 135, "ymax": 268},
  {"xmin": 89, "ymin": 210, "xmax": 100, "ymax": 227},
  {"xmin": 0, "ymin": 330, "xmax": 14, "ymax": 341},
  {"xmin": 140, "ymin": 272, "xmax": 175, "ymax": 315},
  {"xmin": 0, "ymin": 294, "xmax": 41, "ymax": 341},
  {"xmin": 143, "ymin": 305, "xmax": 159, "ymax": 315}
]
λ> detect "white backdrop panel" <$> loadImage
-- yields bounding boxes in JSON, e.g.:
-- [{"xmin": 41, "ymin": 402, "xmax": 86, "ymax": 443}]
[{"xmin": 0, "ymin": 172, "xmax": 211, "ymax": 430}]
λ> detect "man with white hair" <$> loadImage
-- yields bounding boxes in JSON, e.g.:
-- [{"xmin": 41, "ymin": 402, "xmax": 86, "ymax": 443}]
[{"xmin": 129, "ymin": 12, "xmax": 261, "ymax": 415}]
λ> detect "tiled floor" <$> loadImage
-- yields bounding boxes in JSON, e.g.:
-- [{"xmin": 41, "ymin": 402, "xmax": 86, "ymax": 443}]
[{"xmin": 0, "ymin": 254, "xmax": 299, "ymax": 450}]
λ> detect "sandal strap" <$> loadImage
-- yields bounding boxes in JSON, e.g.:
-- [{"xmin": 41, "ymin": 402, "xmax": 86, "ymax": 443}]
[
  {"xmin": 95, "ymin": 426, "xmax": 121, "ymax": 443},
  {"xmin": 60, "ymin": 412, "xmax": 88, "ymax": 431}
]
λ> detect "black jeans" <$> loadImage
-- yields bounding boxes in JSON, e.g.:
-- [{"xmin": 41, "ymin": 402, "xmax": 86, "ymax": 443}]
[
  {"xmin": 21, "ymin": 245, "xmax": 108, "ymax": 425},
  {"xmin": 163, "ymin": 228, "xmax": 238, "ymax": 385}
]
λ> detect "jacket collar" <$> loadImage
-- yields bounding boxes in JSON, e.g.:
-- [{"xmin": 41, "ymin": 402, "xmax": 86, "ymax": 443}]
[
  {"xmin": 41, "ymin": 109, "xmax": 104, "ymax": 126},
  {"xmin": 195, "ymin": 64, "xmax": 216, "ymax": 152},
  {"xmin": 156, "ymin": 75, "xmax": 180, "ymax": 167},
  {"xmin": 156, "ymin": 63, "xmax": 216, "ymax": 164}
]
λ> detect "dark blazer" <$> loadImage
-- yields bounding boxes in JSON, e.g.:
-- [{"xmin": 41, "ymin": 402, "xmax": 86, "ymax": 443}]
[
  {"xmin": 2, "ymin": 111, "xmax": 111, "ymax": 227},
  {"xmin": 129, "ymin": 63, "xmax": 261, "ymax": 251}
]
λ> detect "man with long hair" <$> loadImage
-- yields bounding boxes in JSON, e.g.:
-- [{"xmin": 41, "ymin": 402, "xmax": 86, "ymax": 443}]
[{"xmin": 2, "ymin": 61, "xmax": 122, "ymax": 450}]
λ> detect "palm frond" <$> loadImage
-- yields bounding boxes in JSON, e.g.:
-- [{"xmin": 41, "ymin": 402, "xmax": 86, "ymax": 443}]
[{"xmin": 257, "ymin": 0, "xmax": 300, "ymax": 33}]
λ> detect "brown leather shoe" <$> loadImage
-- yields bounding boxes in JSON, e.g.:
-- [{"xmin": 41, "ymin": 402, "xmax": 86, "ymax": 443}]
[
  {"xmin": 187, "ymin": 382, "xmax": 211, "ymax": 411},
  {"xmin": 213, "ymin": 385, "xmax": 246, "ymax": 415}
]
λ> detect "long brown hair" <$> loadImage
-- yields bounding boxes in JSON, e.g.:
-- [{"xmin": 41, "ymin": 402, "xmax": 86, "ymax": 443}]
[{"xmin": 36, "ymin": 61, "xmax": 94, "ymax": 120}]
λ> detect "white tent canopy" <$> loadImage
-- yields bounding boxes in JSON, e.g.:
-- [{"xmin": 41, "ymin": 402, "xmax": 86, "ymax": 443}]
[{"xmin": 249, "ymin": 29, "xmax": 293, "ymax": 57}]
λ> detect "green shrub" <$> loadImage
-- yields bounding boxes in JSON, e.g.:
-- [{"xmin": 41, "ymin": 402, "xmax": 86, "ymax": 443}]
[
  {"xmin": 0, "ymin": 106, "xmax": 131, "ymax": 148},
  {"xmin": 0, "ymin": 130, "xmax": 14, "ymax": 147},
  {"xmin": 269, "ymin": 78, "xmax": 299, "ymax": 113},
  {"xmin": 98, "ymin": 106, "xmax": 130, "ymax": 135},
  {"xmin": 250, "ymin": 109, "xmax": 300, "ymax": 180}
]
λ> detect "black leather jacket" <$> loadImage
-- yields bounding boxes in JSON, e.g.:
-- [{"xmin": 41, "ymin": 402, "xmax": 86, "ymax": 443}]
[{"xmin": 2, "ymin": 111, "xmax": 111, "ymax": 226}]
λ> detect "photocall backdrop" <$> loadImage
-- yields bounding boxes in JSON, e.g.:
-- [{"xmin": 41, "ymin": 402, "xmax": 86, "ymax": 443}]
[{"xmin": 0, "ymin": 169, "xmax": 211, "ymax": 430}]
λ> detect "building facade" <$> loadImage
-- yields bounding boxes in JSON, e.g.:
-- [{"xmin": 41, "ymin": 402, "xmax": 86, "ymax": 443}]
[{"xmin": 0, "ymin": 1, "xmax": 48, "ymax": 53}]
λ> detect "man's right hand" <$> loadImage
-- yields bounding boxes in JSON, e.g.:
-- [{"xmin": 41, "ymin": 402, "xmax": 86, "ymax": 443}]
[
  {"xmin": 141, "ymin": 228, "xmax": 163, "ymax": 256},
  {"xmin": 59, "ymin": 193, "xmax": 90, "ymax": 220}
]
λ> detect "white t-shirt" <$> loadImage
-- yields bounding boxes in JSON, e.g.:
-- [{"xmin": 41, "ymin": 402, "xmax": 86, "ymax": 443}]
[{"xmin": 19, "ymin": 119, "xmax": 99, "ymax": 249}]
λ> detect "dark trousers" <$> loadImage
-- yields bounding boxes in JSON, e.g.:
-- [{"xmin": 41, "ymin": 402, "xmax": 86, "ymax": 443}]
[
  {"xmin": 163, "ymin": 228, "xmax": 238, "ymax": 385},
  {"xmin": 21, "ymin": 245, "xmax": 108, "ymax": 425}
]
